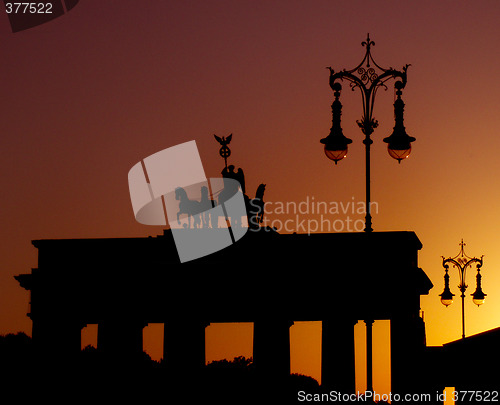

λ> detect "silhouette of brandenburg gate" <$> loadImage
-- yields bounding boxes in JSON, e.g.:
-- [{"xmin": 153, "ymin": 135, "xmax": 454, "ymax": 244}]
[
  {"xmin": 16, "ymin": 228, "xmax": 432, "ymax": 391},
  {"xmin": 15, "ymin": 141, "xmax": 433, "ymax": 394}
]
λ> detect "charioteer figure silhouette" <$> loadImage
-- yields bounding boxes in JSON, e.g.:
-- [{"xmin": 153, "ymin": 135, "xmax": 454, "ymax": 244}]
[{"xmin": 215, "ymin": 134, "xmax": 266, "ymax": 229}]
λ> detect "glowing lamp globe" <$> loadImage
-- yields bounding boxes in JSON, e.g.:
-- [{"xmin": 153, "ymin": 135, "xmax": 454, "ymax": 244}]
[
  {"xmin": 324, "ymin": 146, "xmax": 348, "ymax": 164},
  {"xmin": 440, "ymin": 288, "xmax": 455, "ymax": 307},
  {"xmin": 471, "ymin": 289, "xmax": 486, "ymax": 307},
  {"xmin": 387, "ymin": 145, "xmax": 412, "ymax": 162},
  {"xmin": 320, "ymin": 128, "xmax": 352, "ymax": 166},
  {"xmin": 383, "ymin": 127, "xmax": 415, "ymax": 164}
]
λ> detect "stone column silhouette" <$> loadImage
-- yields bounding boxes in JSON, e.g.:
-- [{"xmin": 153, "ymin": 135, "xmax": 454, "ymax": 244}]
[
  {"xmin": 391, "ymin": 314, "xmax": 427, "ymax": 396},
  {"xmin": 253, "ymin": 319, "xmax": 293, "ymax": 382},
  {"xmin": 322, "ymin": 318, "xmax": 357, "ymax": 392},
  {"xmin": 97, "ymin": 318, "xmax": 147, "ymax": 362},
  {"xmin": 163, "ymin": 320, "xmax": 208, "ymax": 375},
  {"xmin": 365, "ymin": 319, "xmax": 374, "ymax": 393}
]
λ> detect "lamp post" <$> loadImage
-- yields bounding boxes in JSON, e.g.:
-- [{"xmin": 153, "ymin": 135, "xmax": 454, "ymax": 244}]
[
  {"xmin": 321, "ymin": 34, "xmax": 415, "ymax": 232},
  {"xmin": 440, "ymin": 239, "xmax": 486, "ymax": 339}
]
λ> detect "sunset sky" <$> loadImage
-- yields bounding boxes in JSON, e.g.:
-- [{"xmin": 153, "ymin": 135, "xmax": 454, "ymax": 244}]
[{"xmin": 1, "ymin": 0, "xmax": 500, "ymax": 393}]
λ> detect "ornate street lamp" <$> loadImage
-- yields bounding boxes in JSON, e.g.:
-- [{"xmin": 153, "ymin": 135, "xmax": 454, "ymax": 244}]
[
  {"xmin": 440, "ymin": 239, "xmax": 486, "ymax": 339},
  {"xmin": 321, "ymin": 34, "xmax": 415, "ymax": 232}
]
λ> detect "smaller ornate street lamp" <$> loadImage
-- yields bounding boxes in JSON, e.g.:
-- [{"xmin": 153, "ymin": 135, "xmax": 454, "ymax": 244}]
[{"xmin": 440, "ymin": 240, "xmax": 486, "ymax": 339}]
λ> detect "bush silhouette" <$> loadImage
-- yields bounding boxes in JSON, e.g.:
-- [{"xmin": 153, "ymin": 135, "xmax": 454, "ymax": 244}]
[{"xmin": 0, "ymin": 332, "xmax": 321, "ymax": 402}]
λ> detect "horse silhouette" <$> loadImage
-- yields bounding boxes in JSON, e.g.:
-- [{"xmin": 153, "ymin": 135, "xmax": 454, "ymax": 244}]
[
  {"xmin": 175, "ymin": 181, "xmax": 265, "ymax": 230},
  {"xmin": 175, "ymin": 187, "xmax": 203, "ymax": 228}
]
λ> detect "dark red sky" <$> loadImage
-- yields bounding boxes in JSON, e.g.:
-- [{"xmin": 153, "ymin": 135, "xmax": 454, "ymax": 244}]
[{"xmin": 1, "ymin": 0, "xmax": 500, "ymax": 389}]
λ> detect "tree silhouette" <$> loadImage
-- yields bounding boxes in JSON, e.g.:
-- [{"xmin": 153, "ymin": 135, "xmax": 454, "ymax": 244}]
[{"xmin": 0, "ymin": 332, "xmax": 324, "ymax": 403}]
